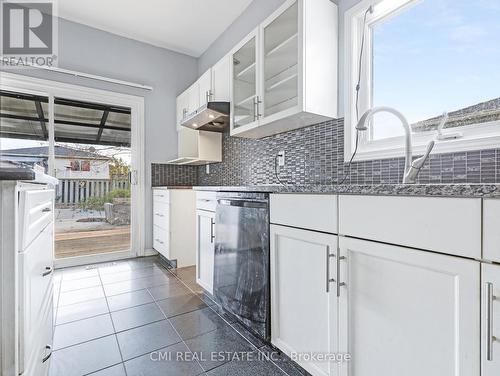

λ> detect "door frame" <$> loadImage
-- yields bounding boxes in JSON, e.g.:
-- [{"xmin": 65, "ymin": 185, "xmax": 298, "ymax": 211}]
[{"xmin": 0, "ymin": 71, "xmax": 146, "ymax": 268}]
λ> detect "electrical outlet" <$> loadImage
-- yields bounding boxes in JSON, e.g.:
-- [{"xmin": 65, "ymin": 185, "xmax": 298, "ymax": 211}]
[
  {"xmin": 277, "ymin": 150, "xmax": 285, "ymax": 167},
  {"xmin": 206, "ymin": 164, "xmax": 210, "ymax": 174}
]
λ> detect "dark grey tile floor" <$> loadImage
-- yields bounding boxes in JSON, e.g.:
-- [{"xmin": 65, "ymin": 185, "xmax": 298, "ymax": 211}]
[{"xmin": 50, "ymin": 256, "xmax": 307, "ymax": 376}]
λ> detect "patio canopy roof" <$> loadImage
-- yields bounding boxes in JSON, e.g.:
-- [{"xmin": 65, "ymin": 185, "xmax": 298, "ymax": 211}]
[{"xmin": 0, "ymin": 90, "xmax": 131, "ymax": 147}]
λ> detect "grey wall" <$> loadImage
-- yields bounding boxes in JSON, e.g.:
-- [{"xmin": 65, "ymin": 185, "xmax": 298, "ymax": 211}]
[
  {"xmin": 197, "ymin": 0, "xmax": 286, "ymax": 75},
  {"xmin": 2, "ymin": 17, "xmax": 199, "ymax": 252}
]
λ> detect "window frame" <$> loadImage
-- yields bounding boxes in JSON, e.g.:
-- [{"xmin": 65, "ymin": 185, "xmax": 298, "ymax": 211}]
[{"xmin": 343, "ymin": 0, "xmax": 500, "ymax": 162}]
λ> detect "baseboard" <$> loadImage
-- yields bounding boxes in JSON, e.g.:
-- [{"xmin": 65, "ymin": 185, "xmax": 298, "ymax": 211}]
[{"xmin": 144, "ymin": 248, "xmax": 159, "ymax": 257}]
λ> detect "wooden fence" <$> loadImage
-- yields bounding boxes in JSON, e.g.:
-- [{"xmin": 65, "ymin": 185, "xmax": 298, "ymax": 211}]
[{"xmin": 56, "ymin": 177, "xmax": 129, "ymax": 205}]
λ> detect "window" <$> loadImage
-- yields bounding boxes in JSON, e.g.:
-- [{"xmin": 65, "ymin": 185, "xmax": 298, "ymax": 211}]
[
  {"xmin": 81, "ymin": 161, "xmax": 91, "ymax": 171},
  {"xmin": 70, "ymin": 160, "xmax": 81, "ymax": 171},
  {"xmin": 344, "ymin": 0, "xmax": 500, "ymax": 161}
]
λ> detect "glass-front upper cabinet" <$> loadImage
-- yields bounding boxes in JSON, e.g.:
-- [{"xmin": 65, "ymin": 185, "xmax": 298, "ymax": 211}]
[
  {"xmin": 262, "ymin": 1, "xmax": 298, "ymax": 118},
  {"xmin": 230, "ymin": 0, "xmax": 338, "ymax": 138},
  {"xmin": 231, "ymin": 31, "xmax": 258, "ymax": 129}
]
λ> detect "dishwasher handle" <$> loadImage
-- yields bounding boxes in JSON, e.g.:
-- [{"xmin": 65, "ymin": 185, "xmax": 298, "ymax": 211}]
[{"xmin": 217, "ymin": 199, "xmax": 268, "ymax": 209}]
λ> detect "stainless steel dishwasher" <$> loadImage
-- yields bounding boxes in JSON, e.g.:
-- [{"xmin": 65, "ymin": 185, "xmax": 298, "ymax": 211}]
[{"xmin": 213, "ymin": 192, "xmax": 270, "ymax": 341}]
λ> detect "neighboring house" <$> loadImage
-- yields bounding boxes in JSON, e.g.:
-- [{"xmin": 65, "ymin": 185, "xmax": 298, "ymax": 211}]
[
  {"xmin": 0, "ymin": 145, "xmax": 111, "ymax": 180},
  {"xmin": 411, "ymin": 97, "xmax": 500, "ymax": 133}
]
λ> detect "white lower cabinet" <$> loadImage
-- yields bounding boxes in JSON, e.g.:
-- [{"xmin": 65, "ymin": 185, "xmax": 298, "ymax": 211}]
[
  {"xmin": 152, "ymin": 188, "xmax": 196, "ymax": 267},
  {"xmin": 196, "ymin": 209, "xmax": 215, "ymax": 294},
  {"xmin": 482, "ymin": 263, "xmax": 500, "ymax": 376},
  {"xmin": 338, "ymin": 236, "xmax": 480, "ymax": 376},
  {"xmin": 270, "ymin": 224, "xmax": 339, "ymax": 376}
]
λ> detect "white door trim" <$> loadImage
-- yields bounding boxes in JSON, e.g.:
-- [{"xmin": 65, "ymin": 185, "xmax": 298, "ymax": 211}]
[{"xmin": 0, "ymin": 71, "xmax": 146, "ymax": 267}]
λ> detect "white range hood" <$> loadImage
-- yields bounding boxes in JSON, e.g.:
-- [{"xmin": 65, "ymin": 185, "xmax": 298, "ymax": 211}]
[{"xmin": 167, "ymin": 128, "xmax": 222, "ymax": 165}]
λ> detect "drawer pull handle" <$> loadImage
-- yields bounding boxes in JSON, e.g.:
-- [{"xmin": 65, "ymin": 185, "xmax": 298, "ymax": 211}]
[
  {"xmin": 155, "ymin": 239, "xmax": 164, "ymax": 244},
  {"xmin": 42, "ymin": 266, "xmax": 53, "ymax": 277},
  {"xmin": 42, "ymin": 207, "xmax": 52, "ymax": 213},
  {"xmin": 42, "ymin": 345, "xmax": 52, "ymax": 363},
  {"xmin": 155, "ymin": 213, "xmax": 164, "ymax": 217}
]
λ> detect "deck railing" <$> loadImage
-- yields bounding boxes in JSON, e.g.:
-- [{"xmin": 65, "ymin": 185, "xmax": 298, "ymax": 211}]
[{"xmin": 56, "ymin": 177, "xmax": 129, "ymax": 204}]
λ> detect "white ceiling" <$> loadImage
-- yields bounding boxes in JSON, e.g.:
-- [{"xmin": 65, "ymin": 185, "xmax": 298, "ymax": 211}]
[{"xmin": 58, "ymin": 0, "xmax": 253, "ymax": 57}]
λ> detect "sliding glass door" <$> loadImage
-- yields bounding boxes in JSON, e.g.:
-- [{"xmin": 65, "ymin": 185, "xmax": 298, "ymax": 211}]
[{"xmin": 1, "ymin": 86, "xmax": 139, "ymax": 267}]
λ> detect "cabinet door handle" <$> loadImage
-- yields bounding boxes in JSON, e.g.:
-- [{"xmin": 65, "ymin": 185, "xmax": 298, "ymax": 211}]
[
  {"xmin": 253, "ymin": 96, "xmax": 262, "ymax": 121},
  {"xmin": 206, "ymin": 90, "xmax": 213, "ymax": 103},
  {"xmin": 326, "ymin": 247, "xmax": 335, "ymax": 293},
  {"xmin": 155, "ymin": 239, "xmax": 164, "ymax": 245},
  {"xmin": 486, "ymin": 282, "xmax": 497, "ymax": 361},
  {"xmin": 155, "ymin": 213, "xmax": 164, "ymax": 217},
  {"xmin": 42, "ymin": 266, "xmax": 53, "ymax": 277},
  {"xmin": 210, "ymin": 219, "xmax": 215, "ymax": 243},
  {"xmin": 42, "ymin": 207, "xmax": 52, "ymax": 213},
  {"xmin": 42, "ymin": 345, "xmax": 52, "ymax": 363},
  {"xmin": 337, "ymin": 255, "xmax": 346, "ymax": 297}
]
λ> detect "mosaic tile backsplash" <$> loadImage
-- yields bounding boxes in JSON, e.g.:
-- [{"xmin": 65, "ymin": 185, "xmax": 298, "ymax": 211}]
[
  {"xmin": 151, "ymin": 163, "xmax": 198, "ymax": 187},
  {"xmin": 153, "ymin": 118, "xmax": 500, "ymax": 187}
]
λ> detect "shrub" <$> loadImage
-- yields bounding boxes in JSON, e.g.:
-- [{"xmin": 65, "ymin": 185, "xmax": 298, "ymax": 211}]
[
  {"xmin": 107, "ymin": 189, "xmax": 131, "ymax": 200},
  {"xmin": 77, "ymin": 189, "xmax": 130, "ymax": 211},
  {"xmin": 79, "ymin": 196, "xmax": 106, "ymax": 211}
]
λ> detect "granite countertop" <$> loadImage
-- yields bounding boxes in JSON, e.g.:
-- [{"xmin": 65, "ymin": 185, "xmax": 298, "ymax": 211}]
[
  {"xmin": 192, "ymin": 184, "xmax": 500, "ymax": 198},
  {"xmin": 0, "ymin": 167, "xmax": 35, "ymax": 181}
]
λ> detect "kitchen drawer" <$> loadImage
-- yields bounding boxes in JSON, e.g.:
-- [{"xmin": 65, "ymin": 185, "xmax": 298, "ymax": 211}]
[
  {"xmin": 196, "ymin": 191, "xmax": 216, "ymax": 212},
  {"xmin": 21, "ymin": 276, "xmax": 53, "ymax": 376},
  {"xmin": 483, "ymin": 198, "xmax": 500, "ymax": 263},
  {"xmin": 153, "ymin": 189, "xmax": 170, "ymax": 203},
  {"xmin": 19, "ymin": 189, "xmax": 54, "ymax": 250},
  {"xmin": 153, "ymin": 201, "xmax": 169, "ymax": 230},
  {"xmin": 339, "ymin": 195, "xmax": 481, "ymax": 259},
  {"xmin": 153, "ymin": 224, "xmax": 169, "ymax": 258},
  {"xmin": 270, "ymin": 194, "xmax": 338, "ymax": 233},
  {"xmin": 19, "ymin": 222, "xmax": 54, "ymax": 349}
]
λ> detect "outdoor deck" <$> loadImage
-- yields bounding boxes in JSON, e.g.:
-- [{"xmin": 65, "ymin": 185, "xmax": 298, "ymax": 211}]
[
  {"xmin": 55, "ymin": 226, "xmax": 131, "ymax": 258},
  {"xmin": 55, "ymin": 207, "xmax": 130, "ymax": 259}
]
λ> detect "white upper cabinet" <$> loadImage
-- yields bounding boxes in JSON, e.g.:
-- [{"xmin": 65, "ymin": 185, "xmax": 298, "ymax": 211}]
[
  {"xmin": 176, "ymin": 82, "xmax": 200, "ymax": 126},
  {"xmin": 176, "ymin": 90, "xmax": 188, "ymax": 130},
  {"xmin": 262, "ymin": 1, "xmax": 299, "ymax": 119},
  {"xmin": 198, "ymin": 69, "xmax": 212, "ymax": 108},
  {"xmin": 211, "ymin": 55, "xmax": 231, "ymax": 102},
  {"xmin": 175, "ymin": 53, "xmax": 231, "ymax": 129},
  {"xmin": 231, "ymin": 29, "xmax": 259, "ymax": 130},
  {"xmin": 230, "ymin": 0, "xmax": 338, "ymax": 138},
  {"xmin": 168, "ymin": 127, "xmax": 222, "ymax": 165},
  {"xmin": 186, "ymin": 82, "xmax": 199, "ymax": 117}
]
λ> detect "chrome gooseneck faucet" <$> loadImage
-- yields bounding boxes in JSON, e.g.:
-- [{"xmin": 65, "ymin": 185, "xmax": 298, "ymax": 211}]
[{"xmin": 356, "ymin": 106, "xmax": 436, "ymax": 184}]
